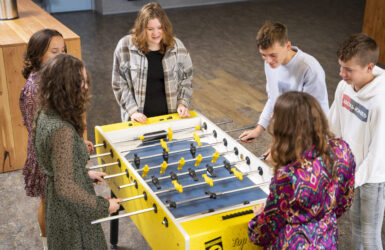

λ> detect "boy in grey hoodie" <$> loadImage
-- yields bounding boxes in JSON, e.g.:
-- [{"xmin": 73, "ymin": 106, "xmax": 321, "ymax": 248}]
[{"xmin": 328, "ymin": 33, "xmax": 385, "ymax": 249}]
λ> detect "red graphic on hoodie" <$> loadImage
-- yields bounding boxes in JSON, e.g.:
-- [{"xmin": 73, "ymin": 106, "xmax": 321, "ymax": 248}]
[{"xmin": 342, "ymin": 94, "xmax": 351, "ymax": 111}]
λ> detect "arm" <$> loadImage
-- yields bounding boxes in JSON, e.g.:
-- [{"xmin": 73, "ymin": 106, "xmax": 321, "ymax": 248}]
[
  {"xmin": 328, "ymin": 83, "xmax": 343, "ymax": 138},
  {"xmin": 248, "ymin": 171, "xmax": 293, "ymax": 246},
  {"xmin": 257, "ymin": 64, "xmax": 274, "ymax": 130},
  {"xmin": 354, "ymin": 99, "xmax": 385, "ymax": 187},
  {"xmin": 111, "ymin": 39, "xmax": 139, "ymax": 120},
  {"xmin": 50, "ymin": 126, "xmax": 109, "ymax": 220},
  {"xmin": 333, "ymin": 140, "xmax": 356, "ymax": 218},
  {"xmin": 176, "ymin": 41, "xmax": 193, "ymax": 108},
  {"xmin": 19, "ymin": 82, "xmax": 38, "ymax": 133},
  {"xmin": 239, "ymin": 125, "xmax": 264, "ymax": 143},
  {"xmin": 302, "ymin": 66, "xmax": 329, "ymax": 115}
]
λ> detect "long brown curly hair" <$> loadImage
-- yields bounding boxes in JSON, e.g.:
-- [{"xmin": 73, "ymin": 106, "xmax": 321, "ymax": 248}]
[
  {"xmin": 269, "ymin": 92, "xmax": 335, "ymax": 174},
  {"xmin": 22, "ymin": 29, "xmax": 66, "ymax": 79},
  {"xmin": 131, "ymin": 2, "xmax": 175, "ymax": 54},
  {"xmin": 37, "ymin": 54, "xmax": 89, "ymax": 135}
]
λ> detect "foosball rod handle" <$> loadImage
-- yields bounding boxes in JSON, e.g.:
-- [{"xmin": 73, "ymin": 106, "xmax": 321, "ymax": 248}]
[{"xmin": 91, "ymin": 206, "xmax": 156, "ymax": 224}]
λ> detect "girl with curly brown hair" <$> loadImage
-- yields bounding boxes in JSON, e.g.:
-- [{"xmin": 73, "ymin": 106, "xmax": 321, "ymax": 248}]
[
  {"xmin": 112, "ymin": 2, "xmax": 193, "ymax": 123},
  {"xmin": 248, "ymin": 92, "xmax": 356, "ymax": 248},
  {"xmin": 34, "ymin": 53, "xmax": 121, "ymax": 250}
]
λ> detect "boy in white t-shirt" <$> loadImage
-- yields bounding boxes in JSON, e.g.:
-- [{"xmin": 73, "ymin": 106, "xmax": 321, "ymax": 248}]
[
  {"xmin": 328, "ymin": 33, "xmax": 385, "ymax": 248},
  {"xmin": 240, "ymin": 22, "xmax": 328, "ymax": 145}
]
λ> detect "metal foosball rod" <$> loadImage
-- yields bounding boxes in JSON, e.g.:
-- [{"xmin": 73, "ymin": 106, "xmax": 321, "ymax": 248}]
[
  {"xmin": 113, "ymin": 169, "xmax": 265, "ymax": 209},
  {"xmin": 117, "ymin": 148, "xmax": 241, "ymax": 190},
  {"xmin": 117, "ymin": 155, "xmax": 244, "ymax": 190},
  {"xmin": 136, "ymin": 148, "xmax": 234, "ymax": 174},
  {"xmin": 91, "ymin": 205, "xmax": 157, "ymax": 225},
  {"xmin": 120, "ymin": 131, "xmax": 212, "ymax": 154},
  {"xmin": 166, "ymin": 182, "xmax": 270, "ymax": 208},
  {"xmin": 89, "ymin": 151, "xmax": 112, "ymax": 159},
  {"xmin": 224, "ymin": 125, "xmax": 256, "ymax": 134},
  {"xmin": 119, "ymin": 182, "xmax": 136, "ymax": 189},
  {"xmin": 101, "ymin": 169, "xmax": 130, "ymax": 181},
  {"xmin": 127, "ymin": 140, "xmax": 223, "ymax": 163},
  {"xmin": 154, "ymin": 175, "xmax": 235, "ymax": 195},
  {"xmin": 114, "ymin": 124, "xmax": 199, "ymax": 144},
  {"xmin": 94, "ymin": 141, "xmax": 107, "ymax": 148},
  {"xmin": 154, "ymin": 166, "xmax": 258, "ymax": 195},
  {"xmin": 114, "ymin": 119, "xmax": 234, "ymax": 145},
  {"xmin": 120, "ymin": 193, "xmax": 146, "ymax": 203},
  {"xmin": 143, "ymin": 159, "xmax": 245, "ymax": 183},
  {"xmin": 87, "ymin": 161, "xmax": 119, "ymax": 170},
  {"xmin": 116, "ymin": 179, "xmax": 268, "ymax": 211},
  {"xmin": 120, "ymin": 124, "xmax": 254, "ymax": 154},
  {"xmin": 103, "ymin": 172, "xmax": 126, "ymax": 180}
]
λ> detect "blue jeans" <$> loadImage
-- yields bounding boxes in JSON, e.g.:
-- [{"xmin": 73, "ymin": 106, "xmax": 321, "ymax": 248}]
[{"xmin": 350, "ymin": 182, "xmax": 385, "ymax": 250}]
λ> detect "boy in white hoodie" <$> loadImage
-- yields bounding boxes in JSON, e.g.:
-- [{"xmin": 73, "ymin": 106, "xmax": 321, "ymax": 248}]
[{"xmin": 328, "ymin": 33, "xmax": 385, "ymax": 248}]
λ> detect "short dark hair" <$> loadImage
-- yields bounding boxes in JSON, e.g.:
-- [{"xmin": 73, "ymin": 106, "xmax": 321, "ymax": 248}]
[
  {"xmin": 337, "ymin": 33, "xmax": 379, "ymax": 67},
  {"xmin": 256, "ymin": 21, "xmax": 288, "ymax": 49}
]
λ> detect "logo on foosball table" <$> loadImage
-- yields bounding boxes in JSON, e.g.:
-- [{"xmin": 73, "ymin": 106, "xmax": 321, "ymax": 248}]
[{"xmin": 205, "ymin": 236, "xmax": 223, "ymax": 250}]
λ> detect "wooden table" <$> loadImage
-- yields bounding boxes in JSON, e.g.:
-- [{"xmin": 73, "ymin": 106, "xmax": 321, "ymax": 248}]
[{"xmin": 0, "ymin": 0, "xmax": 81, "ymax": 173}]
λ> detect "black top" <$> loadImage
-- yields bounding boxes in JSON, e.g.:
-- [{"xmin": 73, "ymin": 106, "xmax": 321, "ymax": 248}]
[{"xmin": 143, "ymin": 50, "xmax": 168, "ymax": 117}]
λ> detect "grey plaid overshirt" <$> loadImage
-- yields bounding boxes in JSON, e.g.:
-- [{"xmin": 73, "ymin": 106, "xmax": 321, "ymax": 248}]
[{"xmin": 112, "ymin": 35, "xmax": 193, "ymax": 121}]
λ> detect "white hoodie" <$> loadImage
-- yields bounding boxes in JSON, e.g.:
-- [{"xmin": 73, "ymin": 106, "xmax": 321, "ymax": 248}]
[{"xmin": 329, "ymin": 66, "xmax": 385, "ymax": 187}]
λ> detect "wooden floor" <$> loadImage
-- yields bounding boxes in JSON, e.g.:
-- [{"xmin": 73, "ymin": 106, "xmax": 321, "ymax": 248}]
[{"xmin": 192, "ymin": 70, "xmax": 266, "ymax": 126}]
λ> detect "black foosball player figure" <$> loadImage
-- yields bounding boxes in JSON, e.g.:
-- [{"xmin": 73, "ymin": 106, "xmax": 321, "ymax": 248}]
[{"xmin": 112, "ymin": 2, "xmax": 193, "ymax": 124}]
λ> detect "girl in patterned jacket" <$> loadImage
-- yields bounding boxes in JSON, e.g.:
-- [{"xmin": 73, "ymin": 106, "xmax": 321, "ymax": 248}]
[{"xmin": 248, "ymin": 91, "xmax": 356, "ymax": 249}]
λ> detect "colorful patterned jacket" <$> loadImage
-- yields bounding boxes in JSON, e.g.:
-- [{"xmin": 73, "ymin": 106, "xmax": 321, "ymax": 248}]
[{"xmin": 248, "ymin": 138, "xmax": 355, "ymax": 249}]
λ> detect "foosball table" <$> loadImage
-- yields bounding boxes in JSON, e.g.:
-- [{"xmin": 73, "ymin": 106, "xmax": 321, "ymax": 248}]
[{"xmin": 90, "ymin": 111, "xmax": 272, "ymax": 249}]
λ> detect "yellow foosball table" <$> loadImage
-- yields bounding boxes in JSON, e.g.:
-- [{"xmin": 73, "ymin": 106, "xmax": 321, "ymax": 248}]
[{"xmin": 91, "ymin": 111, "xmax": 272, "ymax": 249}]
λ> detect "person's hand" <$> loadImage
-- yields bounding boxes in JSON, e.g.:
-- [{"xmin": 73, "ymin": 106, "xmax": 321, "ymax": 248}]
[
  {"xmin": 177, "ymin": 104, "xmax": 190, "ymax": 118},
  {"xmin": 259, "ymin": 148, "xmax": 271, "ymax": 161},
  {"xmin": 84, "ymin": 140, "xmax": 94, "ymax": 153},
  {"xmin": 239, "ymin": 125, "xmax": 265, "ymax": 143},
  {"xmin": 88, "ymin": 171, "xmax": 106, "ymax": 186},
  {"xmin": 130, "ymin": 112, "xmax": 147, "ymax": 123},
  {"xmin": 253, "ymin": 203, "xmax": 265, "ymax": 216},
  {"xmin": 108, "ymin": 198, "xmax": 122, "ymax": 214},
  {"xmin": 239, "ymin": 129, "xmax": 258, "ymax": 143}
]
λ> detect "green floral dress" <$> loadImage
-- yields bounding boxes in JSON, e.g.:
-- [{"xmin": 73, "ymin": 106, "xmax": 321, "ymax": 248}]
[{"xmin": 35, "ymin": 111, "xmax": 109, "ymax": 250}]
